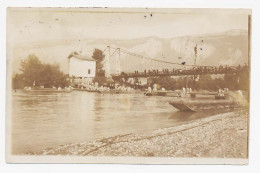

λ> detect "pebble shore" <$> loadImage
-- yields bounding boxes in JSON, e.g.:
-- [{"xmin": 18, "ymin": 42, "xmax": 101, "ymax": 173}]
[{"xmin": 37, "ymin": 110, "xmax": 248, "ymax": 158}]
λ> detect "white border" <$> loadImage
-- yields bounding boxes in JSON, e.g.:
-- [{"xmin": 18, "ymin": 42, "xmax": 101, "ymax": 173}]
[
  {"xmin": 5, "ymin": 156, "xmax": 248, "ymax": 165},
  {"xmin": 1, "ymin": 0, "xmax": 260, "ymax": 172}
]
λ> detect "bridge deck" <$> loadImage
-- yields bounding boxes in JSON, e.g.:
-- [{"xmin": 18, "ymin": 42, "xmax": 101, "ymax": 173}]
[{"xmin": 111, "ymin": 67, "xmax": 248, "ymax": 79}]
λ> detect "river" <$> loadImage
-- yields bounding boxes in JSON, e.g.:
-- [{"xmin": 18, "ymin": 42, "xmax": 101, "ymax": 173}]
[{"xmin": 11, "ymin": 90, "xmax": 229, "ymax": 155}]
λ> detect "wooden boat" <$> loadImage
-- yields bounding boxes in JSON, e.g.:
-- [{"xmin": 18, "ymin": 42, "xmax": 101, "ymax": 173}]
[
  {"xmin": 98, "ymin": 90, "xmax": 135, "ymax": 94},
  {"xmin": 73, "ymin": 88, "xmax": 99, "ymax": 92},
  {"xmin": 86, "ymin": 89, "xmax": 100, "ymax": 92},
  {"xmin": 144, "ymin": 92, "xmax": 154, "ymax": 96},
  {"xmin": 215, "ymin": 95, "xmax": 226, "ymax": 100},
  {"xmin": 24, "ymin": 88, "xmax": 72, "ymax": 93},
  {"xmin": 168, "ymin": 99, "xmax": 238, "ymax": 112},
  {"xmin": 144, "ymin": 91, "xmax": 167, "ymax": 96}
]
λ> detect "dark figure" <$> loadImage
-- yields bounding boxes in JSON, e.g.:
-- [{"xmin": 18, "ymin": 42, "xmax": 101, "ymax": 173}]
[{"xmin": 225, "ymin": 65, "xmax": 228, "ymax": 72}]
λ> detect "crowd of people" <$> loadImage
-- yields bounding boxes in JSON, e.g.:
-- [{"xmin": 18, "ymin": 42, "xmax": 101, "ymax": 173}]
[
  {"xmin": 78, "ymin": 82, "xmax": 135, "ymax": 93},
  {"xmin": 217, "ymin": 88, "xmax": 229, "ymax": 97},
  {"xmin": 146, "ymin": 84, "xmax": 166, "ymax": 93},
  {"xmin": 122, "ymin": 64, "xmax": 248, "ymax": 77}
]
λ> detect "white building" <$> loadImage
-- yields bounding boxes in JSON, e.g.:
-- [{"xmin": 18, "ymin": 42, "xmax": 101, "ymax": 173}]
[{"xmin": 68, "ymin": 52, "xmax": 96, "ymax": 84}]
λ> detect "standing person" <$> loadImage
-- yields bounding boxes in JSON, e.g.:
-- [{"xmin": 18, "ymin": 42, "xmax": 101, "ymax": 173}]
[
  {"xmin": 33, "ymin": 80, "xmax": 35, "ymax": 88},
  {"xmin": 153, "ymin": 84, "xmax": 157, "ymax": 92},
  {"xmin": 148, "ymin": 87, "xmax": 152, "ymax": 93},
  {"xmin": 218, "ymin": 88, "xmax": 221, "ymax": 96}
]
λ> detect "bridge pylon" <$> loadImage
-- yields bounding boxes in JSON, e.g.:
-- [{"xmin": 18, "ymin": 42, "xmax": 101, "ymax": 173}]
[
  {"xmin": 104, "ymin": 46, "xmax": 121, "ymax": 77},
  {"xmin": 104, "ymin": 46, "xmax": 111, "ymax": 77},
  {"xmin": 115, "ymin": 48, "xmax": 121, "ymax": 75}
]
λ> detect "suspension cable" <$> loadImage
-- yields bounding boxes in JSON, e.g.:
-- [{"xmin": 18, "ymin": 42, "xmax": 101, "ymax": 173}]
[{"xmin": 107, "ymin": 46, "xmax": 238, "ymax": 68}]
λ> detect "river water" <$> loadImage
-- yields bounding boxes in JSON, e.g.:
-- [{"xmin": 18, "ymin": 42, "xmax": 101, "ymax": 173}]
[{"xmin": 11, "ymin": 90, "xmax": 228, "ymax": 155}]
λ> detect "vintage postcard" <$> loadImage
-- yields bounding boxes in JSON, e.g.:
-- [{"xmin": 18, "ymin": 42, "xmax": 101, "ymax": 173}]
[{"xmin": 6, "ymin": 8, "xmax": 251, "ymax": 164}]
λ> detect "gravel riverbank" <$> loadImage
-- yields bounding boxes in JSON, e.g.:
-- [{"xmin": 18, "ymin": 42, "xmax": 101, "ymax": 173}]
[{"xmin": 36, "ymin": 110, "xmax": 248, "ymax": 158}]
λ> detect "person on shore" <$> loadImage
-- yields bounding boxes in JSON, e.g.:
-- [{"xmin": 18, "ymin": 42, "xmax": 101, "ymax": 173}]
[
  {"xmin": 148, "ymin": 87, "xmax": 152, "ymax": 93},
  {"xmin": 218, "ymin": 88, "xmax": 224, "ymax": 97},
  {"xmin": 153, "ymin": 84, "xmax": 157, "ymax": 92},
  {"xmin": 180, "ymin": 87, "xmax": 186, "ymax": 97}
]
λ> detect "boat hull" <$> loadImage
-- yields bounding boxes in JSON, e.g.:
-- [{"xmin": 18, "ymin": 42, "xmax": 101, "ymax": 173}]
[
  {"xmin": 169, "ymin": 100, "xmax": 238, "ymax": 112},
  {"xmin": 73, "ymin": 89, "xmax": 99, "ymax": 92},
  {"xmin": 144, "ymin": 91, "xmax": 167, "ymax": 96},
  {"xmin": 98, "ymin": 90, "xmax": 135, "ymax": 94}
]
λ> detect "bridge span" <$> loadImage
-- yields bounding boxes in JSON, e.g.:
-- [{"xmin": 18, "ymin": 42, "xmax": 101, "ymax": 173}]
[
  {"xmin": 101, "ymin": 45, "xmax": 249, "ymax": 80},
  {"xmin": 111, "ymin": 65, "xmax": 248, "ymax": 79}
]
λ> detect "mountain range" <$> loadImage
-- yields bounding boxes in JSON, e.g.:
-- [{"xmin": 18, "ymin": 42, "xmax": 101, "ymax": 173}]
[{"xmin": 12, "ymin": 29, "xmax": 249, "ymax": 74}]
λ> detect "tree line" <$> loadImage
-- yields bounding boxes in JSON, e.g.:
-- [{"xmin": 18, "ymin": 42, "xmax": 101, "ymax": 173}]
[{"xmin": 12, "ymin": 55, "xmax": 69, "ymax": 89}]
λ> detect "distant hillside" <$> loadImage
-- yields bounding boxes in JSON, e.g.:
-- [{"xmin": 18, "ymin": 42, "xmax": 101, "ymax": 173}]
[{"xmin": 12, "ymin": 29, "xmax": 248, "ymax": 74}]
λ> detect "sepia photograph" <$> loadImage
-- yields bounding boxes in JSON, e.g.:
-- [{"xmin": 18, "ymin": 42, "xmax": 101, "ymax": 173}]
[{"xmin": 6, "ymin": 7, "xmax": 251, "ymax": 164}]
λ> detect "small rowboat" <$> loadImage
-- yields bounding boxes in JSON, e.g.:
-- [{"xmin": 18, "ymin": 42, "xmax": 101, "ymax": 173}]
[
  {"xmin": 86, "ymin": 89, "xmax": 100, "ymax": 93},
  {"xmin": 169, "ymin": 99, "xmax": 238, "ymax": 112},
  {"xmin": 214, "ymin": 95, "xmax": 226, "ymax": 100},
  {"xmin": 144, "ymin": 91, "xmax": 167, "ymax": 96},
  {"xmin": 73, "ymin": 88, "xmax": 99, "ymax": 92},
  {"xmin": 98, "ymin": 90, "xmax": 135, "ymax": 94}
]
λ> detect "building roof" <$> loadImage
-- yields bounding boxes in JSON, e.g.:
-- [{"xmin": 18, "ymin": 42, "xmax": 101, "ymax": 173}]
[{"xmin": 68, "ymin": 52, "xmax": 97, "ymax": 61}]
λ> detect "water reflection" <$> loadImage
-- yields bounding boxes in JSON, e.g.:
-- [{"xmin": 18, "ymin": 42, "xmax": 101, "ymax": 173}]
[
  {"xmin": 167, "ymin": 109, "xmax": 229, "ymax": 123},
  {"xmin": 12, "ymin": 90, "xmax": 228, "ymax": 155}
]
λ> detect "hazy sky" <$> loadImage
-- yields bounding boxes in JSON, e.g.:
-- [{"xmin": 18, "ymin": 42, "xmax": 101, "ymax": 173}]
[
  {"xmin": 7, "ymin": 8, "xmax": 250, "ymax": 46},
  {"xmin": 7, "ymin": 8, "xmax": 250, "ymax": 73}
]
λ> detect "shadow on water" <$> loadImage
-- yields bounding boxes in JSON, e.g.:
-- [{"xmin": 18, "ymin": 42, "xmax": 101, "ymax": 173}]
[{"xmin": 167, "ymin": 108, "xmax": 230, "ymax": 124}]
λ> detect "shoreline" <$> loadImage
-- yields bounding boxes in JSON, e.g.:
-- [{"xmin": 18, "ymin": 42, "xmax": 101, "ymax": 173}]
[{"xmin": 35, "ymin": 109, "xmax": 248, "ymax": 158}]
